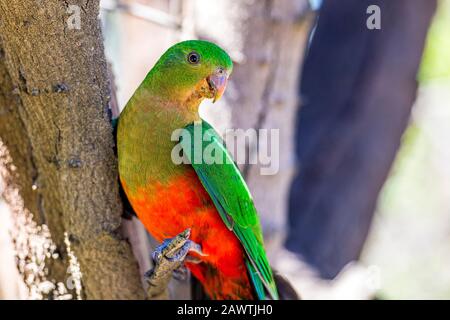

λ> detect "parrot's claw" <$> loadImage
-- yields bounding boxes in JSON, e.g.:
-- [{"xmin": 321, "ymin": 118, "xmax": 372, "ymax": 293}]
[
  {"xmin": 172, "ymin": 265, "xmax": 188, "ymax": 281},
  {"xmin": 151, "ymin": 228, "xmax": 192, "ymax": 263},
  {"xmin": 151, "ymin": 229, "xmax": 207, "ymax": 264},
  {"xmin": 185, "ymin": 256, "xmax": 203, "ymax": 264},
  {"xmin": 187, "ymin": 241, "xmax": 208, "ymax": 257},
  {"xmin": 165, "ymin": 239, "xmax": 207, "ymax": 262},
  {"xmin": 145, "ymin": 228, "xmax": 205, "ymax": 299},
  {"xmin": 151, "ymin": 239, "xmax": 176, "ymax": 263}
]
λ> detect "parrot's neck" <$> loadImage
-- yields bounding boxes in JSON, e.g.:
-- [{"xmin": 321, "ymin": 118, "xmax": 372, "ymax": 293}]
[
  {"xmin": 117, "ymin": 79, "xmax": 205, "ymax": 193},
  {"xmin": 136, "ymin": 82, "xmax": 203, "ymax": 124}
]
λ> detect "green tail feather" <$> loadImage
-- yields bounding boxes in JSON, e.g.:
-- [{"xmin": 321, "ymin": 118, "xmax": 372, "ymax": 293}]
[{"xmin": 246, "ymin": 260, "xmax": 266, "ymax": 300}]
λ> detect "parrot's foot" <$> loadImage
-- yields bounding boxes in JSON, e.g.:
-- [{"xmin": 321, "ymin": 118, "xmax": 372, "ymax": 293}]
[
  {"xmin": 151, "ymin": 229, "xmax": 206, "ymax": 263},
  {"xmin": 173, "ymin": 265, "xmax": 188, "ymax": 281},
  {"xmin": 144, "ymin": 228, "xmax": 204, "ymax": 299},
  {"xmin": 170, "ymin": 240, "xmax": 209, "ymax": 279}
]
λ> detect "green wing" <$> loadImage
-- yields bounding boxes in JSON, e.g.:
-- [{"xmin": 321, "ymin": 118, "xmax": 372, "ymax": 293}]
[{"xmin": 180, "ymin": 120, "xmax": 278, "ymax": 300}]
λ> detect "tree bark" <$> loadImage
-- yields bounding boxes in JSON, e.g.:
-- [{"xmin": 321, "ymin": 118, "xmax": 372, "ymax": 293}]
[{"xmin": 0, "ymin": 0, "xmax": 145, "ymax": 299}]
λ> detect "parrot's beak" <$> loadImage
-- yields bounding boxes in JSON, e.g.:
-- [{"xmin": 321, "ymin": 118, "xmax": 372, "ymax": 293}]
[{"xmin": 207, "ymin": 68, "xmax": 228, "ymax": 103}]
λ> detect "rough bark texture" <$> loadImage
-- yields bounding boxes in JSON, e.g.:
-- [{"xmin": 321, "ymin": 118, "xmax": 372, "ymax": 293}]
[
  {"xmin": 286, "ymin": 0, "xmax": 437, "ymax": 279},
  {"xmin": 0, "ymin": 0, "xmax": 145, "ymax": 299}
]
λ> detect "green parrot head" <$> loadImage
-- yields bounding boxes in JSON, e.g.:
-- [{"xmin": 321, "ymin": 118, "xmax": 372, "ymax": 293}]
[{"xmin": 145, "ymin": 40, "xmax": 233, "ymax": 104}]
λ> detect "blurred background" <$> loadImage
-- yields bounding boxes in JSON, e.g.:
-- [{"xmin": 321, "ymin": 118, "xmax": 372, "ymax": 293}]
[
  {"xmin": 1, "ymin": 0, "xmax": 449, "ymax": 299},
  {"xmin": 100, "ymin": 0, "xmax": 450, "ymax": 299}
]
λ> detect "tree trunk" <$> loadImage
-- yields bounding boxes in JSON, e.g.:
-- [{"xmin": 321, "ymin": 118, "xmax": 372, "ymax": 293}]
[
  {"xmin": 0, "ymin": 0, "xmax": 145, "ymax": 299},
  {"xmin": 286, "ymin": 0, "xmax": 437, "ymax": 279}
]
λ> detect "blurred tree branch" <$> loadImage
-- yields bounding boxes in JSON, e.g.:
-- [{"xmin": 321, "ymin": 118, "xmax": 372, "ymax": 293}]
[
  {"xmin": 101, "ymin": 0, "xmax": 182, "ymax": 29},
  {"xmin": 287, "ymin": 0, "xmax": 437, "ymax": 280}
]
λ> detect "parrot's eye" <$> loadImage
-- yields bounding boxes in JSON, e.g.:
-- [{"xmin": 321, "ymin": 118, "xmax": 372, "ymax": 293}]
[{"xmin": 187, "ymin": 52, "xmax": 200, "ymax": 64}]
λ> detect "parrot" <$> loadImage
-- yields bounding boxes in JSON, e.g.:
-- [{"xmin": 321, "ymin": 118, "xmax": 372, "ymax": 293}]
[{"xmin": 117, "ymin": 40, "xmax": 278, "ymax": 300}]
